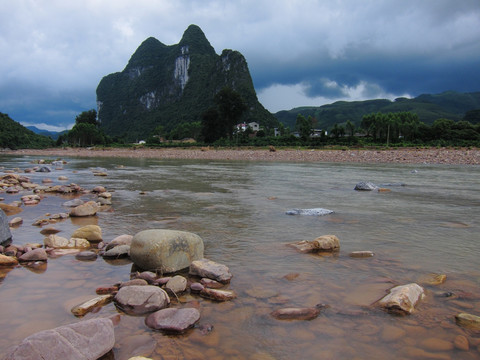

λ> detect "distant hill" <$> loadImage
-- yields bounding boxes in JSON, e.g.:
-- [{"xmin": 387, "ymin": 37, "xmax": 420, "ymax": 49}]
[
  {"xmin": 26, "ymin": 126, "xmax": 67, "ymax": 140},
  {"xmin": 275, "ymin": 91, "xmax": 480, "ymax": 131},
  {"xmin": 0, "ymin": 113, "xmax": 54, "ymax": 149},
  {"xmin": 97, "ymin": 24, "xmax": 277, "ymax": 141}
]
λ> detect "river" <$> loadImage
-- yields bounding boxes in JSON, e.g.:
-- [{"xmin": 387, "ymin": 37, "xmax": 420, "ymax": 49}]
[{"xmin": 1, "ymin": 154, "xmax": 479, "ymax": 359}]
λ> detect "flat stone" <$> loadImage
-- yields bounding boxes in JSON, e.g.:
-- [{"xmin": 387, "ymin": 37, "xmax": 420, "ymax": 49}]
[
  {"xmin": 71, "ymin": 295, "xmax": 113, "ymax": 316},
  {"xmin": 0, "ymin": 203, "xmax": 23, "ymax": 216},
  {"xmin": 189, "ymin": 258, "xmax": 232, "ymax": 284},
  {"xmin": 349, "ymin": 251, "xmax": 374, "ymax": 258},
  {"xmin": 69, "ymin": 201, "xmax": 99, "ymax": 217},
  {"xmin": 63, "ymin": 199, "xmax": 85, "ymax": 207},
  {"xmin": 145, "ymin": 307, "xmax": 200, "ymax": 333},
  {"xmin": 102, "ymin": 244, "xmax": 130, "ymax": 258},
  {"xmin": 8, "ymin": 217, "xmax": 23, "ymax": 227},
  {"xmin": 418, "ymin": 273, "xmax": 447, "ymax": 286},
  {"xmin": 114, "ymin": 285, "xmax": 170, "ymax": 315},
  {"xmin": 453, "ymin": 335, "xmax": 469, "ymax": 351},
  {"xmin": 199, "ymin": 288, "xmax": 237, "ymax": 302},
  {"xmin": 378, "ymin": 283, "xmax": 424, "ymax": 315},
  {"xmin": 18, "ymin": 248, "xmax": 48, "ymax": 262},
  {"xmin": 455, "ymin": 313, "xmax": 480, "ymax": 330},
  {"xmin": 105, "ymin": 234, "xmax": 133, "ymax": 251},
  {"xmin": 288, "ymin": 235, "xmax": 340, "ymax": 253},
  {"xmin": 200, "ymin": 278, "xmax": 224, "ymax": 289},
  {"xmin": 420, "ymin": 338, "xmax": 454, "ymax": 352},
  {"xmin": 0, "ymin": 254, "xmax": 18, "ymax": 266},
  {"xmin": 165, "ymin": 275, "xmax": 188, "ymax": 294},
  {"xmin": 40, "ymin": 227, "xmax": 61, "ymax": 235},
  {"xmin": 75, "ymin": 251, "xmax": 98, "ymax": 261},
  {"xmin": 44, "ymin": 235, "xmax": 90, "ymax": 249},
  {"xmin": 3, "ymin": 317, "xmax": 115, "ymax": 360},
  {"xmin": 271, "ymin": 307, "xmax": 320, "ymax": 320},
  {"xmin": 130, "ymin": 229, "xmax": 204, "ymax": 273},
  {"xmin": 120, "ymin": 279, "xmax": 148, "ymax": 288},
  {"xmin": 71, "ymin": 225, "xmax": 102, "ymax": 242}
]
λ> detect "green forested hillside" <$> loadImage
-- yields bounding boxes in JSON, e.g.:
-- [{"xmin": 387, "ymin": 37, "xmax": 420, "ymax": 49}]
[
  {"xmin": 96, "ymin": 25, "xmax": 276, "ymax": 141},
  {"xmin": 275, "ymin": 91, "xmax": 480, "ymax": 131},
  {"xmin": 0, "ymin": 113, "xmax": 54, "ymax": 149}
]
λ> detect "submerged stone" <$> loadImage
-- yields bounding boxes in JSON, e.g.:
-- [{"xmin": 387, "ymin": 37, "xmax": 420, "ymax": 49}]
[{"xmin": 271, "ymin": 307, "xmax": 321, "ymax": 320}]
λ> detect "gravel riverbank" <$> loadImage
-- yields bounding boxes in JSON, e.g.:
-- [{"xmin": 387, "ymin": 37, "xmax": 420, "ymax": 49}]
[{"xmin": 3, "ymin": 147, "xmax": 480, "ymax": 165}]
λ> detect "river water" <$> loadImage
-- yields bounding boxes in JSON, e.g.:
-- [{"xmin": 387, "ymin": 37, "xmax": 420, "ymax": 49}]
[{"xmin": 0, "ymin": 154, "xmax": 479, "ymax": 359}]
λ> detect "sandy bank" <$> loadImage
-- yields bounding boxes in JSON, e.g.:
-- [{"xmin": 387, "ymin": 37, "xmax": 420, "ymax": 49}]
[{"xmin": 3, "ymin": 147, "xmax": 480, "ymax": 165}]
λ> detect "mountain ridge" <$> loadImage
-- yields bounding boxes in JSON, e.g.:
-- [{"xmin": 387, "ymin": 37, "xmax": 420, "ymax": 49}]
[
  {"xmin": 96, "ymin": 24, "xmax": 276, "ymax": 141},
  {"xmin": 275, "ymin": 91, "xmax": 480, "ymax": 130}
]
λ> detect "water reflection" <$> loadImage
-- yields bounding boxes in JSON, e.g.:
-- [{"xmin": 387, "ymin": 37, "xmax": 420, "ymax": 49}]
[{"xmin": 0, "ymin": 155, "xmax": 479, "ymax": 359}]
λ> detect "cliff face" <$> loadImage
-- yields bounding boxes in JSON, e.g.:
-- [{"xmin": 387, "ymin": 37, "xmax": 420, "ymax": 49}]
[{"xmin": 96, "ymin": 25, "xmax": 275, "ymax": 140}]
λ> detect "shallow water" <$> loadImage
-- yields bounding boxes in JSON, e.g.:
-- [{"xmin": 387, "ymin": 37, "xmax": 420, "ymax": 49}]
[{"xmin": 1, "ymin": 154, "xmax": 479, "ymax": 359}]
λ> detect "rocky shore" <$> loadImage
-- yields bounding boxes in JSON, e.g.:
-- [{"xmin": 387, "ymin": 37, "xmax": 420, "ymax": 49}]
[{"xmin": 4, "ymin": 146, "xmax": 480, "ymax": 165}]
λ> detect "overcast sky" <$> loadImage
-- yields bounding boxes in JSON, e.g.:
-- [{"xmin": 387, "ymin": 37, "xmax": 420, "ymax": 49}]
[{"xmin": 1, "ymin": 0, "xmax": 479, "ymax": 131}]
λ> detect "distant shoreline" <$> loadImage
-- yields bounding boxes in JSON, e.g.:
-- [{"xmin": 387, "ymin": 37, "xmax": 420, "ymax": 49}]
[{"xmin": 3, "ymin": 147, "xmax": 480, "ymax": 165}]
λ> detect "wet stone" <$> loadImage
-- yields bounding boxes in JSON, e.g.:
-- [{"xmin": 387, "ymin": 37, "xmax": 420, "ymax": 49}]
[
  {"xmin": 455, "ymin": 313, "xmax": 480, "ymax": 330},
  {"xmin": 75, "ymin": 251, "xmax": 98, "ymax": 261},
  {"xmin": 189, "ymin": 258, "xmax": 232, "ymax": 284},
  {"xmin": 453, "ymin": 335, "xmax": 469, "ymax": 351},
  {"xmin": 420, "ymin": 337, "xmax": 454, "ymax": 352},
  {"xmin": 145, "ymin": 307, "xmax": 200, "ymax": 333},
  {"xmin": 349, "ymin": 251, "xmax": 374, "ymax": 258},
  {"xmin": 271, "ymin": 307, "xmax": 321, "ymax": 320}
]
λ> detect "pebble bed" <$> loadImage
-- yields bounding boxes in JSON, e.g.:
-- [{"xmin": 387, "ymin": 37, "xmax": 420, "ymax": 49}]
[{"xmin": 5, "ymin": 147, "xmax": 480, "ymax": 165}]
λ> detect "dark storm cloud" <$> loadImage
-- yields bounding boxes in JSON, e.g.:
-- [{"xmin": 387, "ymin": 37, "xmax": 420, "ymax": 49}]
[{"xmin": 1, "ymin": 0, "xmax": 479, "ymax": 126}]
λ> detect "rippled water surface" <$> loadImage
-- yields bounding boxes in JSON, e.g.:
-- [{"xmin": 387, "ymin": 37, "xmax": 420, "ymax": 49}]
[{"xmin": 1, "ymin": 154, "xmax": 479, "ymax": 359}]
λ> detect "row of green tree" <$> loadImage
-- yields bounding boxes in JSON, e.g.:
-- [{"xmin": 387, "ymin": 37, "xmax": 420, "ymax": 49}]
[
  {"xmin": 58, "ymin": 95, "xmax": 480, "ymax": 148},
  {"xmin": 289, "ymin": 111, "xmax": 480, "ymax": 147}
]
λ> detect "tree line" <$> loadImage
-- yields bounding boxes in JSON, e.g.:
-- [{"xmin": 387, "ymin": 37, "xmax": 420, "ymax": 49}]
[{"xmin": 57, "ymin": 92, "xmax": 480, "ymax": 148}]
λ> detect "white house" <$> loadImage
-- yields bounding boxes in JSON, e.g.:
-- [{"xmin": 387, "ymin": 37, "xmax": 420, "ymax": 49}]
[{"xmin": 235, "ymin": 122, "xmax": 260, "ymax": 132}]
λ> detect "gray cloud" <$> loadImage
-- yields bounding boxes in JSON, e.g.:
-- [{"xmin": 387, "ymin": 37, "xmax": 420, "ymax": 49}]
[{"xmin": 1, "ymin": 0, "xmax": 479, "ymax": 127}]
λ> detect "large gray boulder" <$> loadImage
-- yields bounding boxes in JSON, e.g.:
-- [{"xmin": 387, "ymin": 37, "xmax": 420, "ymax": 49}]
[
  {"xmin": 3, "ymin": 317, "xmax": 115, "ymax": 360},
  {"xmin": 0, "ymin": 209, "xmax": 13, "ymax": 247},
  {"xmin": 114, "ymin": 285, "xmax": 170, "ymax": 315},
  {"xmin": 130, "ymin": 229, "xmax": 204, "ymax": 273}
]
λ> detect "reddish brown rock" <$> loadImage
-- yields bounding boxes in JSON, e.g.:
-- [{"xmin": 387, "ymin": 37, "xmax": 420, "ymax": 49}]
[
  {"xmin": 145, "ymin": 307, "xmax": 200, "ymax": 333},
  {"xmin": 189, "ymin": 258, "xmax": 232, "ymax": 284},
  {"xmin": 199, "ymin": 288, "xmax": 237, "ymax": 301},
  {"xmin": 453, "ymin": 335, "xmax": 469, "ymax": 351},
  {"xmin": 3, "ymin": 317, "xmax": 115, "ymax": 360},
  {"xmin": 18, "ymin": 248, "xmax": 48, "ymax": 262}
]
